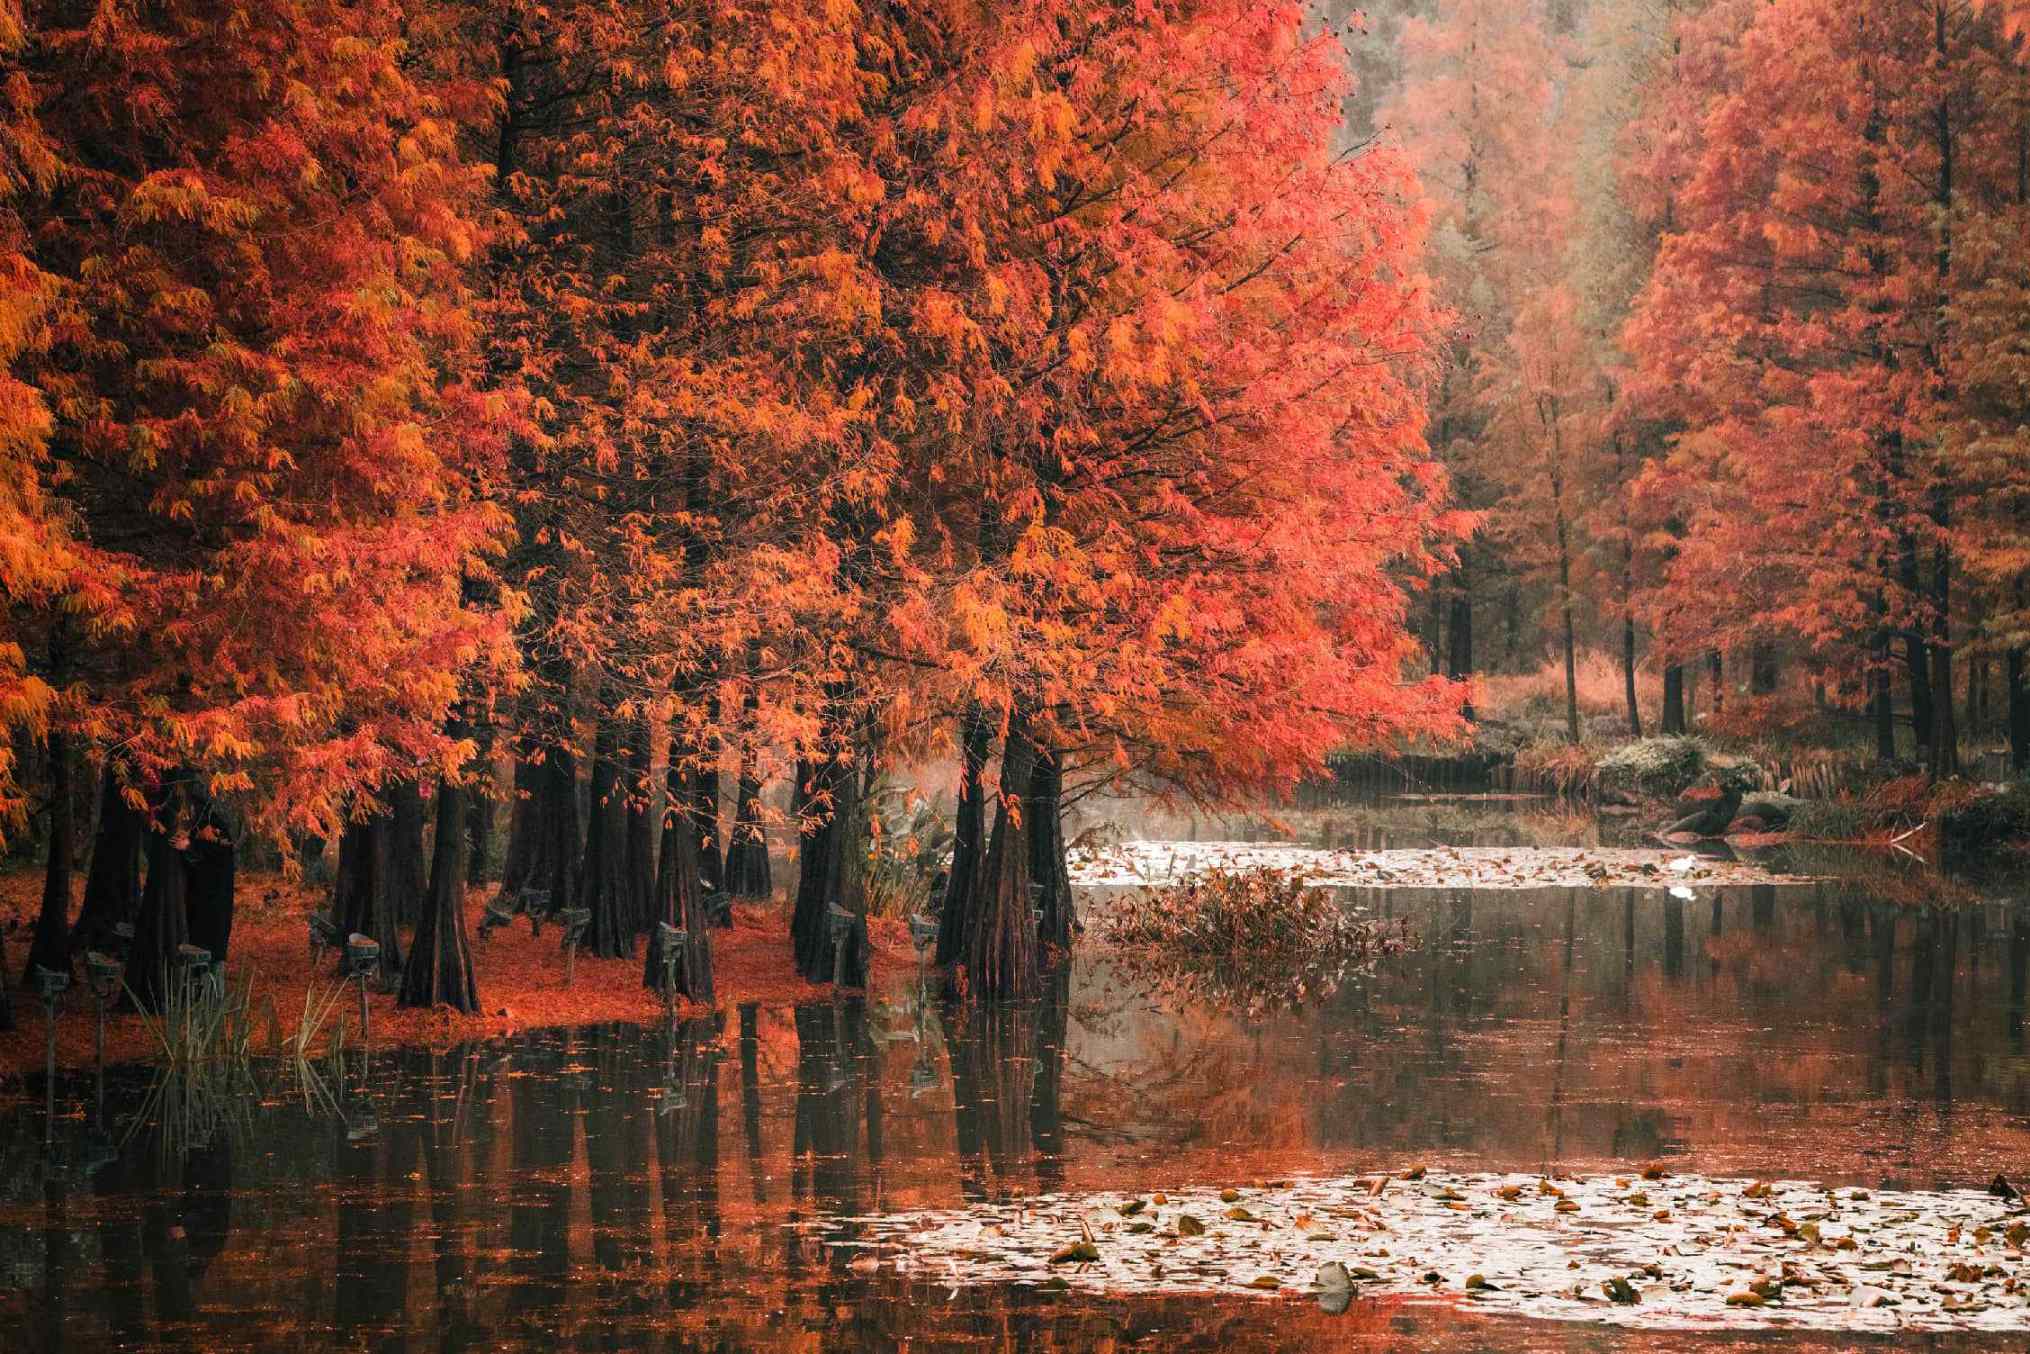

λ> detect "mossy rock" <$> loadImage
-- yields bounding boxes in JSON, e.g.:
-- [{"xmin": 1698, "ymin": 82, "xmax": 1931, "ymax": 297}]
[{"xmin": 1596, "ymin": 737, "xmax": 1710, "ymax": 798}]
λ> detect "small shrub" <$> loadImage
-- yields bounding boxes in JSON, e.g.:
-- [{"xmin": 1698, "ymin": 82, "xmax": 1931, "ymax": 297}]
[
  {"xmin": 1098, "ymin": 865, "xmax": 1408, "ymax": 1015},
  {"xmin": 858, "ymin": 778, "xmax": 954, "ymax": 919},
  {"xmin": 1788, "ymin": 795, "xmax": 1867, "ymax": 841},
  {"xmin": 1514, "ymin": 741, "xmax": 1605, "ymax": 798}
]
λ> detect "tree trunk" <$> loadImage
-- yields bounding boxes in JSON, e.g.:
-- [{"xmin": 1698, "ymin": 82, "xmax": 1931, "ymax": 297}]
[
  {"xmin": 1447, "ymin": 560, "xmax": 1473, "ymax": 721},
  {"xmin": 1873, "ymin": 634, "xmax": 1898, "ymax": 762},
  {"xmin": 724, "ymin": 764, "xmax": 770, "ymax": 900},
  {"xmin": 966, "ymin": 710, "xmax": 1042, "ymax": 1002},
  {"xmin": 389, "ymin": 779, "xmax": 428, "ymax": 927},
  {"xmin": 1561, "ymin": 602, "xmax": 1580, "ymax": 744},
  {"xmin": 497, "ymin": 753, "xmax": 539, "ymax": 900},
  {"xmin": 689, "ymin": 759, "xmax": 723, "ymax": 901},
  {"xmin": 70, "ymin": 761, "xmax": 143, "ymax": 957},
  {"xmin": 400, "ymin": 734, "xmax": 479, "ymax": 1013},
  {"xmin": 792, "ymin": 701, "xmax": 867, "ymax": 987},
  {"xmin": 644, "ymin": 738, "xmax": 713, "ymax": 1003},
  {"xmin": 124, "ymin": 798, "xmax": 190, "ymax": 1013},
  {"xmin": 581, "ymin": 715, "xmax": 632, "ymax": 960},
  {"xmin": 1622, "ymin": 619, "xmax": 1643, "ymax": 738},
  {"xmin": 335, "ymin": 808, "xmax": 404, "ymax": 987},
  {"xmin": 466, "ymin": 721, "xmax": 496, "ymax": 884},
  {"xmin": 24, "ymin": 730, "xmax": 73, "ymax": 981},
  {"xmin": 1661, "ymin": 662, "xmax": 1686, "ymax": 736},
  {"xmin": 183, "ymin": 798, "xmax": 236, "ymax": 969},
  {"xmin": 1029, "ymin": 742, "xmax": 1076, "ymax": 957},
  {"xmin": 1930, "ymin": 544, "xmax": 1959, "ymax": 778},
  {"xmin": 935, "ymin": 707, "xmax": 993, "ymax": 968},
  {"xmin": 623, "ymin": 716, "xmax": 657, "ymax": 938},
  {"xmin": 1751, "ymin": 641, "xmax": 1778, "ymax": 695},
  {"xmin": 2009, "ymin": 645, "xmax": 2027, "ymax": 773}
]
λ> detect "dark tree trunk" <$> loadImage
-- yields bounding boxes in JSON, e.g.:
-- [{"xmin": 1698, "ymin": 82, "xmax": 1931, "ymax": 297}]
[
  {"xmin": 1447, "ymin": 570, "xmax": 1473, "ymax": 722},
  {"xmin": 497, "ymin": 737, "xmax": 542, "ymax": 901},
  {"xmin": 1029, "ymin": 744, "xmax": 1076, "ymax": 956},
  {"xmin": 334, "ymin": 808, "xmax": 404, "ymax": 987},
  {"xmin": 124, "ymin": 802, "xmax": 190, "ymax": 1012},
  {"xmin": 966, "ymin": 710, "xmax": 1042, "ymax": 1002},
  {"xmin": 2009, "ymin": 645, "xmax": 2028, "ymax": 774},
  {"xmin": 532, "ymin": 740, "xmax": 579, "ymax": 920},
  {"xmin": 1623, "ymin": 620, "xmax": 1643, "ymax": 738},
  {"xmin": 1930, "ymin": 547, "xmax": 1959, "ymax": 778},
  {"xmin": 388, "ymin": 779, "xmax": 428, "ymax": 927},
  {"xmin": 935, "ymin": 708, "xmax": 992, "ymax": 968},
  {"xmin": 689, "ymin": 759, "xmax": 723, "ymax": 900},
  {"xmin": 466, "ymin": 721, "xmax": 496, "ymax": 884},
  {"xmin": 724, "ymin": 766, "xmax": 770, "ymax": 900},
  {"xmin": 581, "ymin": 715, "xmax": 632, "ymax": 959},
  {"xmin": 791, "ymin": 709, "xmax": 867, "ymax": 986},
  {"xmin": 1873, "ymin": 633, "xmax": 1898, "ymax": 761},
  {"xmin": 70, "ymin": 761, "xmax": 143, "ymax": 957},
  {"xmin": 183, "ymin": 799, "xmax": 236, "ymax": 969},
  {"xmin": 645, "ymin": 739, "xmax": 713, "ymax": 1003},
  {"xmin": 1661, "ymin": 662, "xmax": 1686, "ymax": 736},
  {"xmin": 724, "ymin": 679, "xmax": 770, "ymax": 900},
  {"xmin": 0, "ymin": 933, "xmax": 10, "ymax": 1031},
  {"xmin": 401, "ymin": 750, "xmax": 479, "ymax": 1013},
  {"xmin": 25, "ymin": 730, "xmax": 73, "ymax": 981},
  {"xmin": 1750, "ymin": 641, "xmax": 1778, "ymax": 695},
  {"xmin": 1707, "ymin": 650, "xmax": 1724, "ymax": 717},
  {"xmin": 623, "ymin": 717, "xmax": 657, "ymax": 939}
]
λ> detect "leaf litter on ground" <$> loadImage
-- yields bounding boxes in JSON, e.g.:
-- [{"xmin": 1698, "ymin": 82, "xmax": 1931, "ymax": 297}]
[{"xmin": 832, "ymin": 1169, "xmax": 2030, "ymax": 1335}]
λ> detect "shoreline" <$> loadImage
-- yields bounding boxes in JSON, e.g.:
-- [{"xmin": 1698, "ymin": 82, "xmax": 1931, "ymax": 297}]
[{"xmin": 0, "ymin": 873, "xmax": 915, "ymax": 1078}]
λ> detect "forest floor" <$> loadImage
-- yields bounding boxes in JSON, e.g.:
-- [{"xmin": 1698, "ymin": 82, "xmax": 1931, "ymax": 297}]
[{"xmin": 0, "ymin": 870, "xmax": 915, "ymax": 1075}]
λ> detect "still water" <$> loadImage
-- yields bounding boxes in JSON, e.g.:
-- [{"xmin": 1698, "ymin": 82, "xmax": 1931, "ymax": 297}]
[{"xmin": 4, "ymin": 859, "xmax": 2030, "ymax": 1350}]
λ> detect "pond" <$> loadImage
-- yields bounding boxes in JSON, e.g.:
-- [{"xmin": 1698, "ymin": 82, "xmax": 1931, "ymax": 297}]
[{"xmin": 3, "ymin": 825, "xmax": 2029, "ymax": 1350}]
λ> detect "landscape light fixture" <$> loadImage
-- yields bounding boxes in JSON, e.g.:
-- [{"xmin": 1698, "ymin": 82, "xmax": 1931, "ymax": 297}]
[
  {"xmin": 84, "ymin": 950, "xmax": 122, "ymax": 1087},
  {"xmin": 703, "ymin": 889, "xmax": 733, "ymax": 928},
  {"xmin": 522, "ymin": 888, "xmax": 553, "ymax": 937},
  {"xmin": 656, "ymin": 921, "xmax": 688, "ymax": 1015},
  {"xmin": 908, "ymin": 912, "xmax": 938, "ymax": 988},
  {"xmin": 827, "ymin": 903, "xmax": 857, "ymax": 989},
  {"xmin": 31, "ymin": 964, "xmax": 68, "ymax": 1143},
  {"xmin": 557, "ymin": 907, "xmax": 591, "ymax": 986},
  {"xmin": 307, "ymin": 909, "xmax": 342, "ymax": 965},
  {"xmin": 344, "ymin": 934, "xmax": 379, "ymax": 1043}
]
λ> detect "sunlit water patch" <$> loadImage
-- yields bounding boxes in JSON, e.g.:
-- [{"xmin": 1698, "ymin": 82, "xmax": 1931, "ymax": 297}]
[{"xmin": 837, "ymin": 1169, "xmax": 2030, "ymax": 1335}]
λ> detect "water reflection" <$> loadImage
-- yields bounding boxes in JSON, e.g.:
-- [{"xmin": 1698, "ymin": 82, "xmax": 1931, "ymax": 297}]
[{"xmin": 5, "ymin": 879, "xmax": 2030, "ymax": 1350}]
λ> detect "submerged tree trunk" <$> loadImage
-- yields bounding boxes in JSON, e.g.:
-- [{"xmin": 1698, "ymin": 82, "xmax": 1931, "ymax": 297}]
[
  {"xmin": 1661, "ymin": 662, "xmax": 1686, "ymax": 736},
  {"xmin": 935, "ymin": 708, "xmax": 993, "ymax": 969},
  {"xmin": 401, "ymin": 729, "xmax": 479, "ymax": 1013},
  {"xmin": 967, "ymin": 710, "xmax": 1042, "ymax": 1002},
  {"xmin": 71, "ymin": 761, "xmax": 143, "ymax": 957},
  {"xmin": 1029, "ymin": 743, "xmax": 1076, "ymax": 957},
  {"xmin": 24, "ymin": 730, "xmax": 73, "ymax": 981}
]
